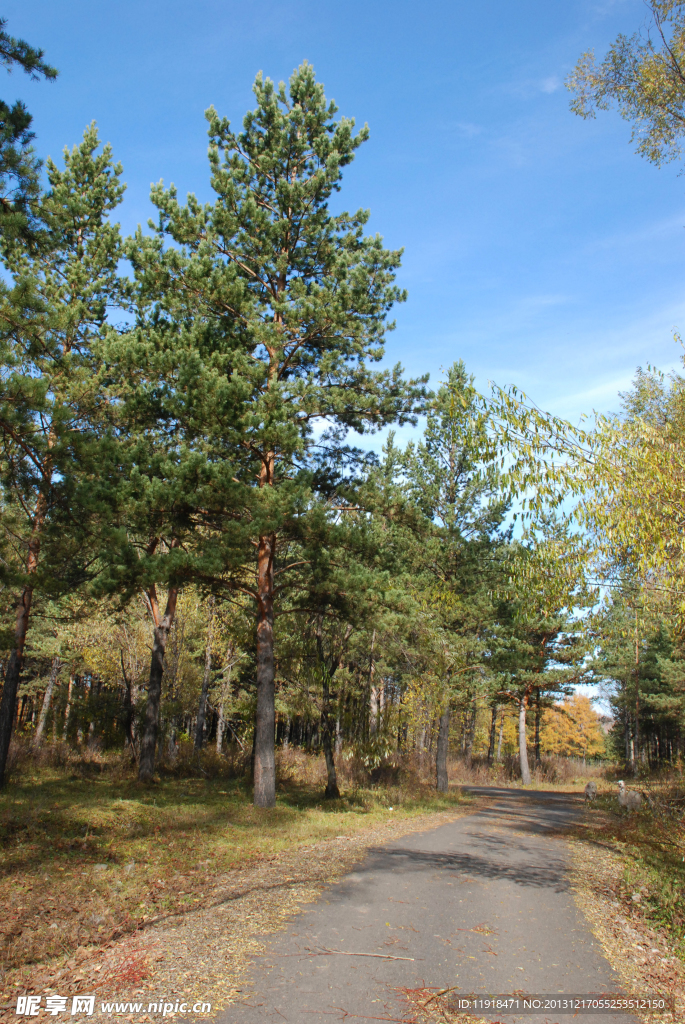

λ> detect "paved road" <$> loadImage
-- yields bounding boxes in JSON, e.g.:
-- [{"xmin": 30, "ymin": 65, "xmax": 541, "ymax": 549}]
[{"xmin": 221, "ymin": 788, "xmax": 639, "ymax": 1023}]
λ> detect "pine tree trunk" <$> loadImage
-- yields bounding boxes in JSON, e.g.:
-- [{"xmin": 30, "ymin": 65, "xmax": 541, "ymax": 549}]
[
  {"xmin": 367, "ymin": 630, "xmax": 376, "ymax": 737},
  {"xmin": 464, "ymin": 697, "xmax": 476, "ymax": 765},
  {"xmin": 120, "ymin": 653, "xmax": 136, "ymax": 755},
  {"xmin": 321, "ymin": 717, "xmax": 340, "ymax": 798},
  {"xmin": 0, "ymin": 465, "xmax": 52, "ymax": 786},
  {"xmin": 33, "ymin": 656, "xmax": 61, "ymax": 750},
  {"xmin": 534, "ymin": 691, "xmax": 541, "ymax": 764},
  {"xmin": 518, "ymin": 694, "xmax": 531, "ymax": 785},
  {"xmin": 369, "ymin": 686, "xmax": 379, "ymax": 734},
  {"xmin": 320, "ymin": 659, "xmax": 340, "ymax": 799},
  {"xmin": 254, "ymin": 532, "xmax": 276, "ymax": 808},
  {"xmin": 194, "ymin": 597, "xmax": 215, "ymax": 751},
  {"xmin": 436, "ymin": 708, "xmax": 450, "ymax": 792},
  {"xmin": 487, "ymin": 705, "xmax": 498, "ymax": 764},
  {"xmin": 335, "ymin": 714, "xmax": 342, "ymax": 758},
  {"xmin": 0, "ymin": 584, "xmax": 35, "ymax": 788},
  {"xmin": 216, "ymin": 702, "xmax": 225, "ymax": 753},
  {"xmin": 138, "ymin": 585, "xmax": 179, "ymax": 782}
]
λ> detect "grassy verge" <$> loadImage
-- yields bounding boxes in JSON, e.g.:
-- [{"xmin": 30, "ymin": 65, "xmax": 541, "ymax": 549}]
[
  {"xmin": 0, "ymin": 751, "xmax": 468, "ymax": 1010},
  {"xmin": 566, "ymin": 786, "xmax": 685, "ymax": 1023},
  {"xmin": 577, "ymin": 788, "xmax": 685, "ymax": 956}
]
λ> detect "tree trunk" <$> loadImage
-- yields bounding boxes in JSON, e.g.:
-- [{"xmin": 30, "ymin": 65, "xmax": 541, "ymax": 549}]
[
  {"xmin": 436, "ymin": 707, "xmax": 450, "ymax": 792},
  {"xmin": 320, "ymin": 666, "xmax": 340, "ymax": 800},
  {"xmin": 0, "ymin": 467, "xmax": 51, "ymax": 787},
  {"xmin": 518, "ymin": 694, "xmax": 531, "ymax": 785},
  {"xmin": 194, "ymin": 597, "xmax": 215, "ymax": 751},
  {"xmin": 335, "ymin": 714, "xmax": 342, "ymax": 758},
  {"xmin": 254, "ymin": 531, "xmax": 276, "ymax": 807},
  {"xmin": 138, "ymin": 584, "xmax": 179, "ymax": 782},
  {"xmin": 496, "ymin": 709, "xmax": 504, "ymax": 760},
  {"xmin": 321, "ymin": 716, "xmax": 340, "ymax": 798},
  {"xmin": 33, "ymin": 656, "xmax": 61, "ymax": 750},
  {"xmin": 63, "ymin": 674, "xmax": 74, "ymax": 740},
  {"xmin": 464, "ymin": 696, "xmax": 477, "ymax": 764},
  {"xmin": 0, "ymin": 583, "xmax": 35, "ymax": 787},
  {"xmin": 120, "ymin": 652, "xmax": 136, "ymax": 755},
  {"xmin": 216, "ymin": 702, "xmax": 225, "ymax": 753},
  {"xmin": 487, "ymin": 705, "xmax": 498, "ymax": 765},
  {"xmin": 369, "ymin": 686, "xmax": 379, "ymax": 735},
  {"xmin": 367, "ymin": 630, "xmax": 377, "ymax": 737},
  {"xmin": 534, "ymin": 690, "xmax": 541, "ymax": 764}
]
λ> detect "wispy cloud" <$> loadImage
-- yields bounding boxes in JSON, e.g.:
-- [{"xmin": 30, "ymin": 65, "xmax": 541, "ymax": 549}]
[
  {"xmin": 452, "ymin": 121, "xmax": 483, "ymax": 138},
  {"xmin": 580, "ymin": 212, "xmax": 685, "ymax": 256},
  {"xmin": 540, "ymin": 75, "xmax": 561, "ymax": 93}
]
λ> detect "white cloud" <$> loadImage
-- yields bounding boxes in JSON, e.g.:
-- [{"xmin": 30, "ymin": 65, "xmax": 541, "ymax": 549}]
[{"xmin": 541, "ymin": 75, "xmax": 561, "ymax": 94}]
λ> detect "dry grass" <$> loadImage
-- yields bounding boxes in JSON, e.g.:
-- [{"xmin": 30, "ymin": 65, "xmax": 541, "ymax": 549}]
[
  {"xmin": 567, "ymin": 787, "xmax": 685, "ymax": 1024},
  {"xmin": 0, "ymin": 743, "xmax": 474, "ymax": 1020},
  {"xmin": 448, "ymin": 753, "xmax": 608, "ymax": 788}
]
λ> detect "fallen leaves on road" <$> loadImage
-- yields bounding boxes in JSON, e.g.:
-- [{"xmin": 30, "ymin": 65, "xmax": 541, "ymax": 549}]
[{"xmin": 402, "ymin": 986, "xmax": 492, "ymax": 1024}]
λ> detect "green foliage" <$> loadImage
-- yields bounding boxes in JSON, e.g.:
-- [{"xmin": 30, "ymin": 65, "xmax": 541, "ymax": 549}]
[
  {"xmin": 0, "ymin": 16, "xmax": 57, "ymax": 239},
  {"xmin": 0, "ymin": 123, "xmax": 126, "ymax": 595}
]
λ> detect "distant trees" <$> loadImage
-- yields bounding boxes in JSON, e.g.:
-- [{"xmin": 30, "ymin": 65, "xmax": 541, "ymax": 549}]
[
  {"xmin": 539, "ymin": 695, "xmax": 606, "ymax": 759},
  {"xmin": 403, "ymin": 362, "xmax": 509, "ymax": 789}
]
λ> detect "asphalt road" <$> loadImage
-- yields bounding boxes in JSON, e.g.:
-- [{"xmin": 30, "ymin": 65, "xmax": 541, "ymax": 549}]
[{"xmin": 220, "ymin": 787, "xmax": 640, "ymax": 1023}]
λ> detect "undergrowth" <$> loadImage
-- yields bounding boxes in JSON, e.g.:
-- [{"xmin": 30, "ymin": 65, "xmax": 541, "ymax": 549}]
[{"xmin": 582, "ymin": 776, "xmax": 685, "ymax": 959}]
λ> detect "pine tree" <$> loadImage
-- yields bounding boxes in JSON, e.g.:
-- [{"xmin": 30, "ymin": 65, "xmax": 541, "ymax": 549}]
[
  {"xmin": 0, "ymin": 124, "xmax": 125, "ymax": 786},
  {"xmin": 0, "ymin": 17, "xmax": 57, "ymax": 239},
  {"xmin": 404, "ymin": 361, "xmax": 508, "ymax": 789},
  {"xmin": 494, "ymin": 517, "xmax": 593, "ymax": 784},
  {"xmin": 123, "ymin": 62, "xmax": 425, "ymax": 804}
]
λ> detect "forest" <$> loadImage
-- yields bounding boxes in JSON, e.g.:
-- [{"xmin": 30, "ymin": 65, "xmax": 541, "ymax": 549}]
[
  {"xmin": 3, "ymin": 5, "xmax": 685, "ymax": 1015},
  {"xmin": 0, "ymin": 37, "xmax": 684, "ymax": 811}
]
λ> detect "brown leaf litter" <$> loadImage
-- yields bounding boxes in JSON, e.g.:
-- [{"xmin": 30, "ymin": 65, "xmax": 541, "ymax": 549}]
[{"xmin": 568, "ymin": 834, "xmax": 683, "ymax": 1024}]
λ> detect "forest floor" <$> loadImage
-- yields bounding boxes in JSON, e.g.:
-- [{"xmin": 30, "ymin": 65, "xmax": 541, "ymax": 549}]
[{"xmin": 0, "ymin": 748, "xmax": 474, "ymax": 1021}]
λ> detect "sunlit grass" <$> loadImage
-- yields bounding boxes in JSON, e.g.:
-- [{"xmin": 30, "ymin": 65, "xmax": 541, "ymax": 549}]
[{"xmin": 0, "ymin": 756, "xmax": 465, "ymax": 981}]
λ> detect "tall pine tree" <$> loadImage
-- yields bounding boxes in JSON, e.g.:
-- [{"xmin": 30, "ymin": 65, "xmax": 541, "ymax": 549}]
[
  {"xmin": 125, "ymin": 62, "xmax": 425, "ymax": 803},
  {"xmin": 0, "ymin": 125, "xmax": 125, "ymax": 786}
]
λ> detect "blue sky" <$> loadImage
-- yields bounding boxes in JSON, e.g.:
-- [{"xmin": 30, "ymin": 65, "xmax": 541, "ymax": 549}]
[{"xmin": 8, "ymin": 0, "xmax": 685, "ymax": 438}]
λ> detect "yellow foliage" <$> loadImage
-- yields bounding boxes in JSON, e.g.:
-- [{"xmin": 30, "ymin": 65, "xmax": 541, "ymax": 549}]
[{"xmin": 540, "ymin": 695, "xmax": 606, "ymax": 758}]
